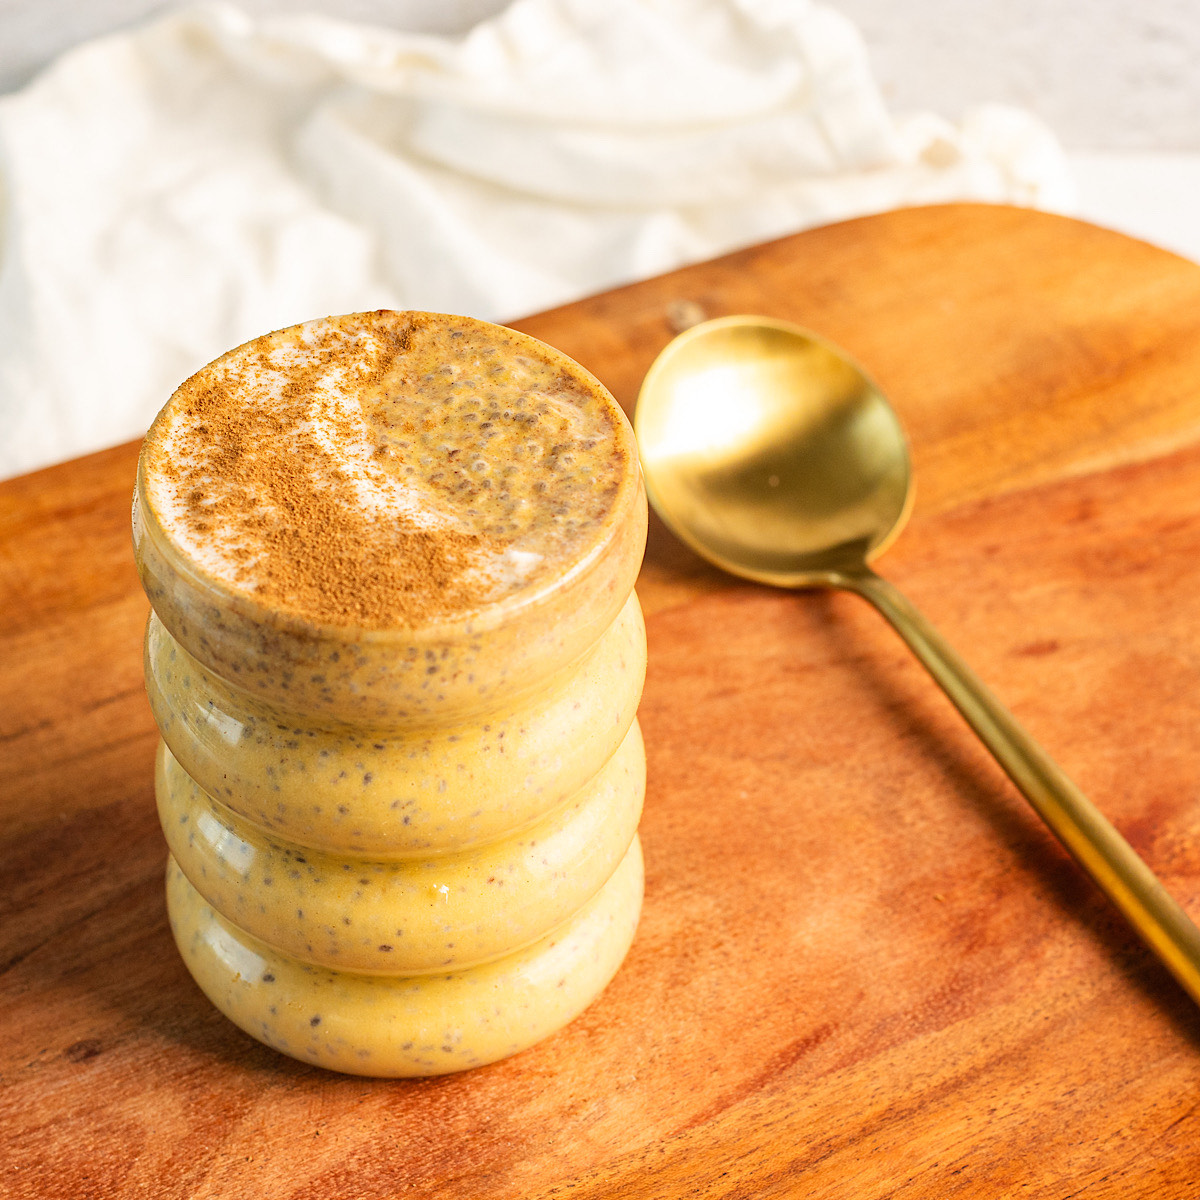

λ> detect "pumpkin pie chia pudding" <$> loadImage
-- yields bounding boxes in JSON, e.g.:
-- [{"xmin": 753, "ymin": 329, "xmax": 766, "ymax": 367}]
[{"xmin": 133, "ymin": 310, "xmax": 647, "ymax": 1076}]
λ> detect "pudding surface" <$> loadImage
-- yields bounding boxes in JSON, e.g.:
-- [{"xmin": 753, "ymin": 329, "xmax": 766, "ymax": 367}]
[{"xmin": 140, "ymin": 310, "xmax": 631, "ymax": 629}]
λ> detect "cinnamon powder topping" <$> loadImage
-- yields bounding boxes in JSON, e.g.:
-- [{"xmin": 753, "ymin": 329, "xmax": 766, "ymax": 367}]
[{"xmin": 141, "ymin": 311, "xmax": 628, "ymax": 628}]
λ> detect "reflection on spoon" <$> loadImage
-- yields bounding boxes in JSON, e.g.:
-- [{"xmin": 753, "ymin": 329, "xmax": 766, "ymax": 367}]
[{"xmin": 636, "ymin": 314, "xmax": 1200, "ymax": 1008}]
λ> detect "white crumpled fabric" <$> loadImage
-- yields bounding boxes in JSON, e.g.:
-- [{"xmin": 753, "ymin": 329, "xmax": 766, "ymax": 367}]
[{"xmin": 0, "ymin": 0, "xmax": 1075, "ymax": 480}]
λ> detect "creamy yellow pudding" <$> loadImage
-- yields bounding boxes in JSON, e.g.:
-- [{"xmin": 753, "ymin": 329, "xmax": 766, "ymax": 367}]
[
  {"xmin": 144, "ymin": 592, "xmax": 646, "ymax": 856},
  {"xmin": 166, "ymin": 842, "xmax": 644, "ymax": 1077},
  {"xmin": 157, "ymin": 723, "xmax": 645, "ymax": 974},
  {"xmin": 134, "ymin": 311, "xmax": 646, "ymax": 725},
  {"xmin": 134, "ymin": 310, "xmax": 647, "ymax": 1076}
]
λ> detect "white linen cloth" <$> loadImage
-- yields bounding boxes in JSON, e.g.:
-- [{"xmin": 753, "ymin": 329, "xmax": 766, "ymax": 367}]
[{"xmin": 0, "ymin": 0, "xmax": 1074, "ymax": 480}]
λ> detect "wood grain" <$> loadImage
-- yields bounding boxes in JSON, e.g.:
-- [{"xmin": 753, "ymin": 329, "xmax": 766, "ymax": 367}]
[{"xmin": 4, "ymin": 204, "xmax": 1200, "ymax": 1197}]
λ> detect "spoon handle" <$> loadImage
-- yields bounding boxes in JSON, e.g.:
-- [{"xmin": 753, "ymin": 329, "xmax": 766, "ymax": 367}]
[{"xmin": 847, "ymin": 566, "xmax": 1200, "ymax": 1005}]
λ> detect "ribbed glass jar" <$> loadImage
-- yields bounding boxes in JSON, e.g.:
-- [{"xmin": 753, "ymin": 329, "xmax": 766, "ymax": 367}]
[{"xmin": 133, "ymin": 311, "xmax": 647, "ymax": 1076}]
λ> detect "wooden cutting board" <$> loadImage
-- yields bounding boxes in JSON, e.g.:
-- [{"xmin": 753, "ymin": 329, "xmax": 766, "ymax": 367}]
[{"xmin": 5, "ymin": 204, "xmax": 1200, "ymax": 1198}]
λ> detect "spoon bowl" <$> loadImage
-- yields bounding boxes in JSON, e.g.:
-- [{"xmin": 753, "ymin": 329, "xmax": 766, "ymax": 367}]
[
  {"xmin": 636, "ymin": 313, "xmax": 1200, "ymax": 1009},
  {"xmin": 636, "ymin": 317, "xmax": 912, "ymax": 584}
]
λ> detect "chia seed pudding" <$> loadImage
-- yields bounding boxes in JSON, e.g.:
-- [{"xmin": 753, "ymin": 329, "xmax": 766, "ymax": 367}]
[{"xmin": 134, "ymin": 311, "xmax": 647, "ymax": 1076}]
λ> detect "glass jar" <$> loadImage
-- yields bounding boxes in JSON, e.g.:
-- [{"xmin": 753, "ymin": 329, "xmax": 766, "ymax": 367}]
[{"xmin": 134, "ymin": 311, "xmax": 647, "ymax": 1076}]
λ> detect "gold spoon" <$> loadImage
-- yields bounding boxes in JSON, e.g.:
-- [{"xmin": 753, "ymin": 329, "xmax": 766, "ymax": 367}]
[{"xmin": 636, "ymin": 313, "xmax": 1200, "ymax": 1006}]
